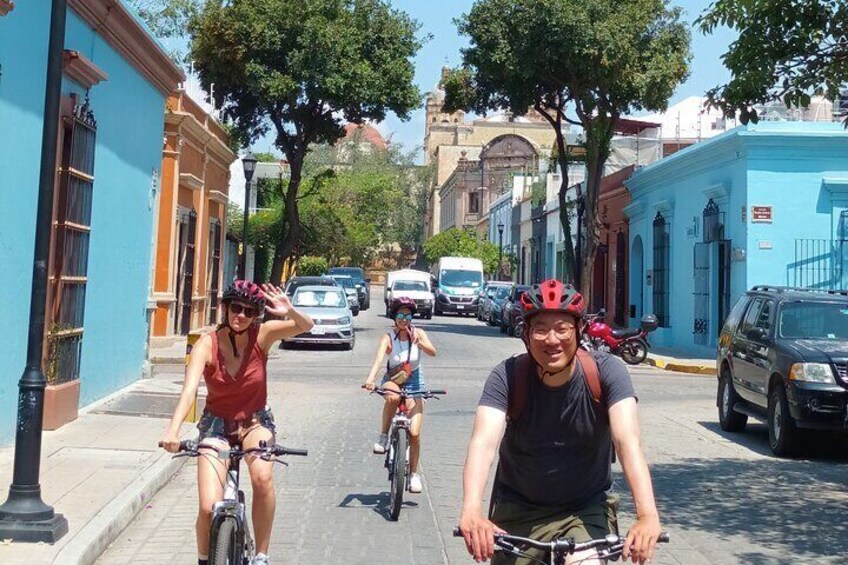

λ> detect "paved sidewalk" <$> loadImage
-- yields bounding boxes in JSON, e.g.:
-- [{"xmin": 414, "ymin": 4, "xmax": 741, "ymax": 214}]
[
  {"xmin": 646, "ymin": 346, "xmax": 716, "ymax": 376},
  {"xmin": 0, "ymin": 374, "xmax": 195, "ymax": 565}
]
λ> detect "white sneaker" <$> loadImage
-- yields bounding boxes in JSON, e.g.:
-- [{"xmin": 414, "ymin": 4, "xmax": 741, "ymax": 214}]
[
  {"xmin": 372, "ymin": 433, "xmax": 388, "ymax": 454},
  {"xmin": 250, "ymin": 554, "xmax": 270, "ymax": 565},
  {"xmin": 409, "ymin": 473, "xmax": 423, "ymax": 493}
]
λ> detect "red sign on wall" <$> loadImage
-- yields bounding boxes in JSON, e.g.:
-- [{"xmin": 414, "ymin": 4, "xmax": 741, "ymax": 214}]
[{"xmin": 751, "ymin": 205, "xmax": 773, "ymax": 223}]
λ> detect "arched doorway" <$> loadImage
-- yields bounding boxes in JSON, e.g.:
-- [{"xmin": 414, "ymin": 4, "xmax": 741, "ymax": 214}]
[{"xmin": 630, "ymin": 235, "xmax": 644, "ymax": 323}]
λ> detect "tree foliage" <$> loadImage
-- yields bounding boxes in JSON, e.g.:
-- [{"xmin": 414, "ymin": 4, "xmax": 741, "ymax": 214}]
[
  {"xmin": 190, "ymin": 0, "xmax": 423, "ymax": 282},
  {"xmin": 444, "ymin": 0, "xmax": 689, "ymax": 299},
  {"xmin": 422, "ymin": 228, "xmax": 502, "ymax": 275},
  {"xmin": 128, "ymin": 0, "xmax": 199, "ymax": 61},
  {"xmin": 296, "ymin": 256, "xmax": 329, "ymax": 276},
  {"xmin": 698, "ymin": 0, "xmax": 848, "ymax": 123}
]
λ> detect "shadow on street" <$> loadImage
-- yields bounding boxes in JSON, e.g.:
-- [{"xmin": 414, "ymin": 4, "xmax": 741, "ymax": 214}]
[
  {"xmin": 338, "ymin": 491, "xmax": 419, "ymax": 521},
  {"xmin": 616, "ymin": 453, "xmax": 848, "ymax": 562}
]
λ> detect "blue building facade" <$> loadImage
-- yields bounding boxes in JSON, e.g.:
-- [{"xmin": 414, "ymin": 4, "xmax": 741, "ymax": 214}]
[
  {"xmin": 624, "ymin": 122, "xmax": 848, "ymax": 357},
  {"xmin": 0, "ymin": 1, "xmax": 182, "ymax": 442}
]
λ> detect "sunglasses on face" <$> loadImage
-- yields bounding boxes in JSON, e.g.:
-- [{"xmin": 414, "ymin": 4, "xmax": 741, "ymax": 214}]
[
  {"xmin": 395, "ymin": 313, "xmax": 413, "ymax": 321},
  {"xmin": 229, "ymin": 302, "xmax": 258, "ymax": 318}
]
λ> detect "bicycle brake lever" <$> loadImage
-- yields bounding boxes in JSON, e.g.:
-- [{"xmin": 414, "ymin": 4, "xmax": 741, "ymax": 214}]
[{"xmin": 272, "ymin": 458, "xmax": 288, "ymax": 466}]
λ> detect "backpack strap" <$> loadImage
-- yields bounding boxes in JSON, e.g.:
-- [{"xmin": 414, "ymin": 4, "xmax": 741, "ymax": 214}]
[
  {"xmin": 576, "ymin": 349, "xmax": 602, "ymax": 405},
  {"xmin": 507, "ymin": 350, "xmax": 602, "ymax": 421},
  {"xmin": 506, "ymin": 354, "xmax": 533, "ymax": 422}
]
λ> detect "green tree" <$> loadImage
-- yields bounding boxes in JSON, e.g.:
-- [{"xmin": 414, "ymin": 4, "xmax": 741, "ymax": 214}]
[
  {"xmin": 444, "ymin": 0, "xmax": 690, "ymax": 302},
  {"xmin": 698, "ymin": 0, "xmax": 848, "ymax": 123},
  {"xmin": 128, "ymin": 0, "xmax": 199, "ymax": 61},
  {"xmin": 422, "ymin": 228, "xmax": 501, "ymax": 275},
  {"xmin": 296, "ymin": 256, "xmax": 329, "ymax": 276},
  {"xmin": 190, "ymin": 0, "xmax": 423, "ymax": 284}
]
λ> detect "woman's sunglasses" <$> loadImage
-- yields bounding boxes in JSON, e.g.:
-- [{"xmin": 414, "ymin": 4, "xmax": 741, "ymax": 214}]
[
  {"xmin": 395, "ymin": 313, "xmax": 413, "ymax": 321},
  {"xmin": 229, "ymin": 302, "xmax": 258, "ymax": 318}
]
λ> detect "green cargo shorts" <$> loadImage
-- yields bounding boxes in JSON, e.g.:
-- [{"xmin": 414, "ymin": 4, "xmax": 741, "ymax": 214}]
[{"xmin": 488, "ymin": 494, "xmax": 619, "ymax": 565}]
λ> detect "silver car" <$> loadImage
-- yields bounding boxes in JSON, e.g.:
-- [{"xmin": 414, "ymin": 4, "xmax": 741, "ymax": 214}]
[{"xmin": 283, "ymin": 286, "xmax": 355, "ymax": 350}]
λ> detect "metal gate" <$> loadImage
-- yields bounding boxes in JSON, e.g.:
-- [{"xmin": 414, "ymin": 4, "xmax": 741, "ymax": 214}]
[
  {"xmin": 693, "ymin": 242, "xmax": 710, "ymax": 345},
  {"xmin": 174, "ymin": 209, "xmax": 197, "ymax": 335},
  {"xmin": 792, "ymin": 238, "xmax": 848, "ymax": 290}
]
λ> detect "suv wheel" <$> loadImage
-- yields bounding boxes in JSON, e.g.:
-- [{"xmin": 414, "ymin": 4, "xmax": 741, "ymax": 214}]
[
  {"xmin": 718, "ymin": 370, "xmax": 747, "ymax": 432},
  {"xmin": 768, "ymin": 384, "xmax": 799, "ymax": 457}
]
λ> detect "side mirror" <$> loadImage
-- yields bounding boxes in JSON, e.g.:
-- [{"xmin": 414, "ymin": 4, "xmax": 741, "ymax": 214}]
[
  {"xmin": 598, "ymin": 308, "xmax": 607, "ymax": 317},
  {"xmin": 746, "ymin": 327, "xmax": 768, "ymax": 342},
  {"xmin": 365, "ymin": 278, "xmax": 371, "ymax": 283}
]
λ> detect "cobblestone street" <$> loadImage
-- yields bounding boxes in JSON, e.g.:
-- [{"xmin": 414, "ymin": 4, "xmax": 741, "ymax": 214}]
[{"xmin": 97, "ymin": 299, "xmax": 848, "ymax": 564}]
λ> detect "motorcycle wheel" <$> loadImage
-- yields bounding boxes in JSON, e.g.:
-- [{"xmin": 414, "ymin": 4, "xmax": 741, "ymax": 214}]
[{"xmin": 620, "ymin": 338, "xmax": 648, "ymax": 365}]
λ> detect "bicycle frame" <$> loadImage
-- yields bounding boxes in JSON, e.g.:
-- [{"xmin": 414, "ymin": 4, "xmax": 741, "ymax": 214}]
[
  {"xmin": 208, "ymin": 450, "xmax": 253, "ymax": 563},
  {"xmin": 385, "ymin": 400, "xmax": 411, "ymax": 480}
]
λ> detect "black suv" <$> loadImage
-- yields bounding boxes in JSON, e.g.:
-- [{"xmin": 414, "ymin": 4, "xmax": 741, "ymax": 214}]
[
  {"xmin": 717, "ymin": 285, "xmax": 848, "ymax": 456},
  {"xmin": 326, "ymin": 267, "xmax": 370, "ymax": 309},
  {"xmin": 283, "ymin": 276, "xmax": 338, "ymax": 297},
  {"xmin": 500, "ymin": 284, "xmax": 529, "ymax": 337}
]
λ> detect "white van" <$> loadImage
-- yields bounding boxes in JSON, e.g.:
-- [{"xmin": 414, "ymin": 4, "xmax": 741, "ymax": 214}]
[
  {"xmin": 431, "ymin": 257, "xmax": 485, "ymax": 316},
  {"xmin": 385, "ymin": 269, "xmax": 434, "ymax": 319}
]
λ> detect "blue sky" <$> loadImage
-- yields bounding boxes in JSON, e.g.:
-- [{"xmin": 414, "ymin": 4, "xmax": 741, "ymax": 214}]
[{"xmin": 244, "ymin": 0, "xmax": 737, "ymax": 158}]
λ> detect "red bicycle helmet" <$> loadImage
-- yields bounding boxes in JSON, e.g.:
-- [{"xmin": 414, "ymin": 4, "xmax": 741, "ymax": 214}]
[
  {"xmin": 520, "ymin": 279, "xmax": 584, "ymax": 322},
  {"xmin": 390, "ymin": 296, "xmax": 417, "ymax": 318},
  {"xmin": 222, "ymin": 279, "xmax": 266, "ymax": 315}
]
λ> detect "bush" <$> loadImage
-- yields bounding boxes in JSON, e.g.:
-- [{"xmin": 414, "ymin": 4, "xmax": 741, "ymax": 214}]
[{"xmin": 296, "ymin": 256, "xmax": 329, "ymax": 276}]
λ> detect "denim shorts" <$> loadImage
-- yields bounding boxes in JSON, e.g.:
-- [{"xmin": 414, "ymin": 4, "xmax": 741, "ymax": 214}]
[
  {"xmin": 197, "ymin": 406, "xmax": 276, "ymax": 445},
  {"xmin": 380, "ymin": 367, "xmax": 426, "ymax": 398}
]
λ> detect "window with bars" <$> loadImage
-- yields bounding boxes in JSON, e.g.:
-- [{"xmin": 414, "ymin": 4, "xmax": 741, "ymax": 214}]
[
  {"xmin": 46, "ymin": 96, "xmax": 97, "ymax": 384},
  {"xmin": 652, "ymin": 211, "xmax": 670, "ymax": 327},
  {"xmin": 207, "ymin": 218, "xmax": 222, "ymax": 325}
]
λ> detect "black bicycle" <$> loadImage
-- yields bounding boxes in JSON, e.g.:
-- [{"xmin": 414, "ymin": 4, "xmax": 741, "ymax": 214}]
[
  {"xmin": 453, "ymin": 527, "xmax": 669, "ymax": 565},
  {"xmin": 166, "ymin": 439, "xmax": 307, "ymax": 565},
  {"xmin": 367, "ymin": 387, "xmax": 446, "ymax": 520}
]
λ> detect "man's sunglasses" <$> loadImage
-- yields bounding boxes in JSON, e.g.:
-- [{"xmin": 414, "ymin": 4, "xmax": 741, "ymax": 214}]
[
  {"xmin": 395, "ymin": 313, "xmax": 413, "ymax": 321},
  {"xmin": 229, "ymin": 302, "xmax": 259, "ymax": 318}
]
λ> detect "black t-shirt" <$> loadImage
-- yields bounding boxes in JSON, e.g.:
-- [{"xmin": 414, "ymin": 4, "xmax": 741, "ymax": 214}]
[{"xmin": 479, "ymin": 351, "xmax": 636, "ymax": 509}]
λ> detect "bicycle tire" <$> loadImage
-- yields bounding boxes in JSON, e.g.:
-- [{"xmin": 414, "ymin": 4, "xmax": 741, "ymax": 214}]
[
  {"xmin": 210, "ymin": 516, "xmax": 238, "ymax": 565},
  {"xmin": 388, "ymin": 431, "xmax": 407, "ymax": 521}
]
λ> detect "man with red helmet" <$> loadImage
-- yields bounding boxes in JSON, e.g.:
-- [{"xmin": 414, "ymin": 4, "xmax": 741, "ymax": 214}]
[{"xmin": 458, "ymin": 279, "xmax": 661, "ymax": 565}]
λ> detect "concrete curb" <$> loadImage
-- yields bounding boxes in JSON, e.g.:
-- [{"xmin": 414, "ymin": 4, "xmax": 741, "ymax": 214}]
[
  {"xmin": 52, "ymin": 450, "xmax": 187, "ymax": 565},
  {"xmin": 646, "ymin": 356, "xmax": 716, "ymax": 376}
]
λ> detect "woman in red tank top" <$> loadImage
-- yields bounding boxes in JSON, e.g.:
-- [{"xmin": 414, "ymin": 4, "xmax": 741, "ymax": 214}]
[{"xmin": 160, "ymin": 280, "xmax": 313, "ymax": 565}]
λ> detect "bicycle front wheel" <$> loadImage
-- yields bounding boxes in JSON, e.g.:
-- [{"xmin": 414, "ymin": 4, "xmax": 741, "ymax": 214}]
[
  {"xmin": 388, "ymin": 431, "xmax": 407, "ymax": 521},
  {"xmin": 210, "ymin": 516, "xmax": 239, "ymax": 565}
]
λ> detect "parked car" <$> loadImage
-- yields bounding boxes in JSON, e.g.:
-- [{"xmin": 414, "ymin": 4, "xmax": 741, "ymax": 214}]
[
  {"xmin": 284, "ymin": 276, "xmax": 337, "ymax": 297},
  {"xmin": 483, "ymin": 284, "xmax": 513, "ymax": 326},
  {"xmin": 282, "ymin": 286, "xmax": 355, "ymax": 350},
  {"xmin": 477, "ymin": 282, "xmax": 512, "ymax": 321},
  {"xmin": 326, "ymin": 266, "xmax": 370, "ymax": 309},
  {"xmin": 385, "ymin": 269, "xmax": 433, "ymax": 317},
  {"xmin": 386, "ymin": 278, "xmax": 434, "ymax": 319},
  {"xmin": 716, "ymin": 285, "xmax": 848, "ymax": 456},
  {"xmin": 328, "ymin": 274, "xmax": 361, "ymax": 316},
  {"xmin": 501, "ymin": 285, "xmax": 530, "ymax": 336}
]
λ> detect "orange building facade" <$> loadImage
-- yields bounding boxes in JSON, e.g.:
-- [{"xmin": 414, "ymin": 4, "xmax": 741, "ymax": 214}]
[{"xmin": 151, "ymin": 92, "xmax": 235, "ymax": 337}]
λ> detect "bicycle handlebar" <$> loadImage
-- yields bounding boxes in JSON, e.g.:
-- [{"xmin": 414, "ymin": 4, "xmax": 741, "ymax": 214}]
[
  {"xmin": 363, "ymin": 385, "xmax": 447, "ymax": 398},
  {"xmin": 159, "ymin": 440, "xmax": 308, "ymax": 458},
  {"xmin": 452, "ymin": 528, "xmax": 669, "ymax": 554}
]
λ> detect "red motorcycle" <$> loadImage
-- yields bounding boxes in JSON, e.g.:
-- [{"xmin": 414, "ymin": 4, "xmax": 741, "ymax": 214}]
[{"xmin": 581, "ymin": 309, "xmax": 658, "ymax": 365}]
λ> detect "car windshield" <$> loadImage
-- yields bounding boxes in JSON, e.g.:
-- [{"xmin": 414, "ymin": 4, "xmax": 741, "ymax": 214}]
[
  {"xmin": 328, "ymin": 268, "xmax": 363, "ymax": 282},
  {"xmin": 332, "ymin": 277, "xmax": 355, "ymax": 289},
  {"xmin": 293, "ymin": 289, "xmax": 346, "ymax": 308},
  {"xmin": 778, "ymin": 301, "xmax": 848, "ymax": 339},
  {"xmin": 394, "ymin": 281, "xmax": 428, "ymax": 291},
  {"xmin": 440, "ymin": 269, "xmax": 483, "ymax": 288},
  {"xmin": 495, "ymin": 287, "xmax": 510, "ymax": 300}
]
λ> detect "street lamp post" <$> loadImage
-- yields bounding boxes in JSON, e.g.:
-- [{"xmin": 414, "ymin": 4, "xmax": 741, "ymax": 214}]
[
  {"xmin": 497, "ymin": 222, "xmax": 505, "ymax": 281},
  {"xmin": 0, "ymin": 0, "xmax": 69, "ymax": 542},
  {"xmin": 240, "ymin": 152, "xmax": 258, "ymax": 280}
]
